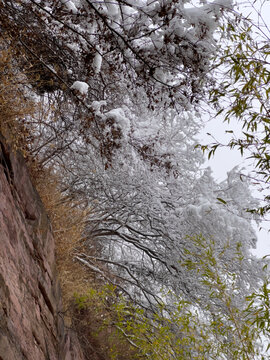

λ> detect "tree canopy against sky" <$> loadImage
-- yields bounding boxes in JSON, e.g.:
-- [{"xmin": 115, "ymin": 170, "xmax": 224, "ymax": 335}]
[
  {"xmin": 0, "ymin": 0, "xmax": 235, "ymax": 168},
  {"xmin": 200, "ymin": 0, "xmax": 270, "ymax": 218},
  {"xmin": 1, "ymin": 0, "xmax": 232, "ymax": 103}
]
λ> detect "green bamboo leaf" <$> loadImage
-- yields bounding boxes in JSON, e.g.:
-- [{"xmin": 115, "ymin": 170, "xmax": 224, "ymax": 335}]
[{"xmin": 217, "ymin": 198, "xmax": 227, "ymax": 204}]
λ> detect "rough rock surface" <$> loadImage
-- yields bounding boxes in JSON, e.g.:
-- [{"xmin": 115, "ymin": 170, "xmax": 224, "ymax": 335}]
[{"xmin": 0, "ymin": 134, "xmax": 86, "ymax": 360}]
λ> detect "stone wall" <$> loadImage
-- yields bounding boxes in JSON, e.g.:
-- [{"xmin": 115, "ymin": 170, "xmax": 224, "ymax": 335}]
[{"xmin": 0, "ymin": 135, "xmax": 86, "ymax": 360}]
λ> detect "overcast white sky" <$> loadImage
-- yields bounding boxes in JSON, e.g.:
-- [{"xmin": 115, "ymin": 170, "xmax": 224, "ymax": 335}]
[
  {"xmin": 200, "ymin": 0, "xmax": 270, "ymax": 258},
  {"xmin": 200, "ymin": 118, "xmax": 270, "ymax": 257}
]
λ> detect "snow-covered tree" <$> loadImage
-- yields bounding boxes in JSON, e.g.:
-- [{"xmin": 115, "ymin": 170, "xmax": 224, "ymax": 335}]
[
  {"xmin": 1, "ymin": 2, "xmax": 267, "ymax": 356},
  {"xmin": 0, "ymin": 0, "xmax": 236, "ymax": 168},
  {"xmin": 1, "ymin": 0, "xmax": 232, "ymax": 106},
  {"xmin": 55, "ymin": 106, "xmax": 262, "ymax": 314}
]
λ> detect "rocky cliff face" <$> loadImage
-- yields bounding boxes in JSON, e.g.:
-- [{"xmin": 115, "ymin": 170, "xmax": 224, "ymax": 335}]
[{"xmin": 0, "ymin": 135, "xmax": 86, "ymax": 360}]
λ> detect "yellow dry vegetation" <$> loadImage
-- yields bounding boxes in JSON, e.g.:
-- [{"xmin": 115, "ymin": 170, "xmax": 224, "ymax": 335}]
[
  {"xmin": 0, "ymin": 40, "xmax": 34, "ymax": 155},
  {"xmin": 34, "ymin": 169, "xmax": 90, "ymax": 305}
]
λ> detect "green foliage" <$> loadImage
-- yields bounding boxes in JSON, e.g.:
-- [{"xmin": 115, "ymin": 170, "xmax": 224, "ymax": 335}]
[
  {"xmin": 245, "ymin": 279, "xmax": 270, "ymax": 348},
  {"xmin": 74, "ymin": 285, "xmax": 207, "ymax": 360},
  {"xmin": 199, "ymin": 5, "xmax": 270, "ymax": 216},
  {"xmin": 183, "ymin": 236, "xmax": 263, "ymax": 359},
  {"xmin": 73, "ymin": 235, "xmax": 266, "ymax": 360}
]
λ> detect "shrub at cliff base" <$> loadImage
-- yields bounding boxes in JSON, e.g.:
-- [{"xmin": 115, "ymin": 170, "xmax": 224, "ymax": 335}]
[{"xmin": 73, "ymin": 235, "xmax": 270, "ymax": 360}]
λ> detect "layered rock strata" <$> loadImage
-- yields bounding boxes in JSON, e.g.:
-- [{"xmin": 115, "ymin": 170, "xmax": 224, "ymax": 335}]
[{"xmin": 0, "ymin": 135, "xmax": 85, "ymax": 360}]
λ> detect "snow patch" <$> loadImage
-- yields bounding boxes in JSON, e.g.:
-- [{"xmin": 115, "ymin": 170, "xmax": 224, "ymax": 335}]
[
  {"xmin": 91, "ymin": 100, "xmax": 107, "ymax": 116},
  {"xmin": 93, "ymin": 50, "xmax": 102, "ymax": 74},
  {"xmin": 105, "ymin": 1, "xmax": 120, "ymax": 19},
  {"xmin": 105, "ymin": 108, "xmax": 130, "ymax": 136},
  {"xmin": 66, "ymin": 42, "xmax": 80, "ymax": 52},
  {"xmin": 71, "ymin": 81, "xmax": 89, "ymax": 95},
  {"xmin": 61, "ymin": 0, "xmax": 78, "ymax": 14}
]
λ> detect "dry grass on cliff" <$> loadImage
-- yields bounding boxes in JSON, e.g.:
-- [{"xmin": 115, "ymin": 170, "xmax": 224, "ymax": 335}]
[
  {"xmin": 0, "ymin": 40, "xmax": 35, "ymax": 155},
  {"xmin": 33, "ymin": 169, "xmax": 92, "ymax": 304}
]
